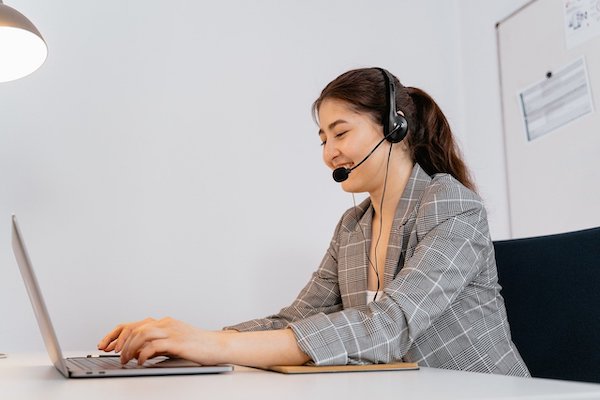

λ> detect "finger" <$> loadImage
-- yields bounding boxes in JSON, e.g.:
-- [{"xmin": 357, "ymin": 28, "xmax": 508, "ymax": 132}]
[
  {"xmin": 137, "ymin": 339, "xmax": 171, "ymax": 366},
  {"xmin": 119, "ymin": 328, "xmax": 139, "ymax": 364},
  {"xmin": 103, "ymin": 339, "xmax": 119, "ymax": 352},
  {"xmin": 114, "ymin": 326, "xmax": 134, "ymax": 353},
  {"xmin": 97, "ymin": 324, "xmax": 126, "ymax": 350},
  {"xmin": 121, "ymin": 326, "xmax": 167, "ymax": 364},
  {"xmin": 114, "ymin": 317, "xmax": 156, "ymax": 352}
]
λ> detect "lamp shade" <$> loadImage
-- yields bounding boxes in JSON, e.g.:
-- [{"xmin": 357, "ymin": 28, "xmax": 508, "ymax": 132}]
[{"xmin": 0, "ymin": 1, "xmax": 47, "ymax": 83}]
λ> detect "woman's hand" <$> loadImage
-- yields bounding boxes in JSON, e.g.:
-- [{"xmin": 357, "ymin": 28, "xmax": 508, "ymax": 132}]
[
  {"xmin": 97, "ymin": 317, "xmax": 154, "ymax": 354},
  {"xmin": 97, "ymin": 317, "xmax": 222, "ymax": 366}
]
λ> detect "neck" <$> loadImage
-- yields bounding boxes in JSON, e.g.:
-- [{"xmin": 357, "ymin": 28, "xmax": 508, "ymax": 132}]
[{"xmin": 370, "ymin": 158, "xmax": 413, "ymax": 222}]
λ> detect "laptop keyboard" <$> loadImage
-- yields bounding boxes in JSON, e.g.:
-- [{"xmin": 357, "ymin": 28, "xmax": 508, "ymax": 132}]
[{"xmin": 67, "ymin": 356, "xmax": 158, "ymax": 371}]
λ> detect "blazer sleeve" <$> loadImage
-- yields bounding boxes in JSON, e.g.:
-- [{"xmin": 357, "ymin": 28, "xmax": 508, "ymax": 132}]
[
  {"xmin": 288, "ymin": 177, "xmax": 491, "ymax": 365},
  {"xmin": 224, "ymin": 219, "xmax": 344, "ymax": 332}
]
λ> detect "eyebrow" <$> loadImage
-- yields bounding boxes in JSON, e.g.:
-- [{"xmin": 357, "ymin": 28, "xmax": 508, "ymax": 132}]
[{"xmin": 318, "ymin": 119, "xmax": 349, "ymax": 135}]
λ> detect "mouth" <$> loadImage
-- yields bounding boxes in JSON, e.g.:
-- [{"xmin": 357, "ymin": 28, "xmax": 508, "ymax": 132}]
[{"xmin": 334, "ymin": 162, "xmax": 354, "ymax": 170}]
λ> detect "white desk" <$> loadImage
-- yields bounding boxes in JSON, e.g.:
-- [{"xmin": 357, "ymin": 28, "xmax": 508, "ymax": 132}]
[{"xmin": 2, "ymin": 353, "xmax": 600, "ymax": 400}]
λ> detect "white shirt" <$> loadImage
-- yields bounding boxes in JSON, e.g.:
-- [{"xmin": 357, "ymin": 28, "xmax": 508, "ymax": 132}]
[{"xmin": 366, "ymin": 290, "xmax": 381, "ymax": 304}]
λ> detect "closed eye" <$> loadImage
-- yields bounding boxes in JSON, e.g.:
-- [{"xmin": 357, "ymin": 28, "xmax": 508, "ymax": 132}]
[{"xmin": 319, "ymin": 131, "xmax": 349, "ymax": 147}]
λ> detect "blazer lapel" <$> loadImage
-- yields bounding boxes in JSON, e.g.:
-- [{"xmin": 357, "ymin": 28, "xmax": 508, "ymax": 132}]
[
  {"xmin": 338, "ymin": 198, "xmax": 372, "ymax": 310},
  {"xmin": 383, "ymin": 163, "xmax": 432, "ymax": 288}
]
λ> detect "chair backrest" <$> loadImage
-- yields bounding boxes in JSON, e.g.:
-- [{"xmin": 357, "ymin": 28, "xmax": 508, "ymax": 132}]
[{"xmin": 493, "ymin": 227, "xmax": 600, "ymax": 383}]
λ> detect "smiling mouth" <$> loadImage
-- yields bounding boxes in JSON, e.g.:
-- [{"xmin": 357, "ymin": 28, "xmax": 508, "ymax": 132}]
[{"xmin": 335, "ymin": 163, "xmax": 354, "ymax": 170}]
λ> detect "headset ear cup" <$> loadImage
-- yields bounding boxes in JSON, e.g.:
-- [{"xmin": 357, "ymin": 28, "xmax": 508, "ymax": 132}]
[
  {"xmin": 387, "ymin": 114, "xmax": 408, "ymax": 143},
  {"xmin": 377, "ymin": 67, "xmax": 409, "ymax": 144}
]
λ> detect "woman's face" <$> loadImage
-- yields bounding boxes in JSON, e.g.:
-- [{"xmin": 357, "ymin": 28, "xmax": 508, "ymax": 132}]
[{"xmin": 317, "ymin": 98, "xmax": 391, "ymax": 193}]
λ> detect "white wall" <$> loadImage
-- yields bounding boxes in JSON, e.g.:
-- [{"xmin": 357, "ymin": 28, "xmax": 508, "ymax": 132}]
[
  {"xmin": 456, "ymin": 0, "xmax": 531, "ymax": 239},
  {"xmin": 0, "ymin": 0, "xmax": 465, "ymax": 352}
]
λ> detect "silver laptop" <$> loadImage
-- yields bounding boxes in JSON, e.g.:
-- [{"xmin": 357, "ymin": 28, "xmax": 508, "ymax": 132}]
[{"xmin": 11, "ymin": 214, "xmax": 233, "ymax": 378}]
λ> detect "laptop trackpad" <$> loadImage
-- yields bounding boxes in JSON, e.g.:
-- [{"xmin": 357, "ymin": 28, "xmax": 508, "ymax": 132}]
[{"xmin": 152, "ymin": 358, "xmax": 204, "ymax": 368}]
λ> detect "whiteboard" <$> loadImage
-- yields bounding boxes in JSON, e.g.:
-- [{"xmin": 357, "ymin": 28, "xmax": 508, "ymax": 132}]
[{"xmin": 497, "ymin": 0, "xmax": 600, "ymax": 238}]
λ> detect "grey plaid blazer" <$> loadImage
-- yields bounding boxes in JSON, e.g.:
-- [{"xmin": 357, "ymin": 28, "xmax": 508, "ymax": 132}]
[{"xmin": 227, "ymin": 164, "xmax": 530, "ymax": 376}]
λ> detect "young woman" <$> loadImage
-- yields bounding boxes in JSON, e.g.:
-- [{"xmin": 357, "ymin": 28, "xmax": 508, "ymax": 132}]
[{"xmin": 98, "ymin": 67, "xmax": 530, "ymax": 376}]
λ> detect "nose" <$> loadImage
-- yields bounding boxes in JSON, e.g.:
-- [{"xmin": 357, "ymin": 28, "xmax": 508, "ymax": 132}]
[{"xmin": 323, "ymin": 141, "xmax": 340, "ymax": 169}]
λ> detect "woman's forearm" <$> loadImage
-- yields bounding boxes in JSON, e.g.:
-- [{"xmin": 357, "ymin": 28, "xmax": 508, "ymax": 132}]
[{"xmin": 217, "ymin": 328, "xmax": 310, "ymax": 368}]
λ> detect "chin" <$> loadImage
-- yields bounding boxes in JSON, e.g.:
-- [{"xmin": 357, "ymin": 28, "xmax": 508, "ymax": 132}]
[{"xmin": 340, "ymin": 179, "xmax": 364, "ymax": 194}]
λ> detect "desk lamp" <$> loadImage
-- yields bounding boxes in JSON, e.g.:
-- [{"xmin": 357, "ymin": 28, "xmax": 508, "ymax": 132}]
[{"xmin": 1, "ymin": 0, "xmax": 47, "ymax": 358}]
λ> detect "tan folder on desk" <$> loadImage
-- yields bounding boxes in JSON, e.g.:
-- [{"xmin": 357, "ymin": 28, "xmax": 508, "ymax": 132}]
[{"xmin": 267, "ymin": 362, "xmax": 419, "ymax": 374}]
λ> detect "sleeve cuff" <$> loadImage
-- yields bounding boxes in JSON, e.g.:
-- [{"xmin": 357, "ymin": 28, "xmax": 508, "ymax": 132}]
[
  {"xmin": 223, "ymin": 320, "xmax": 271, "ymax": 332},
  {"xmin": 289, "ymin": 312, "xmax": 348, "ymax": 365}
]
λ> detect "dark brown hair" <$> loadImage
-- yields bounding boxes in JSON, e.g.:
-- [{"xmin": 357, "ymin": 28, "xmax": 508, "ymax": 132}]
[{"xmin": 313, "ymin": 68, "xmax": 475, "ymax": 192}]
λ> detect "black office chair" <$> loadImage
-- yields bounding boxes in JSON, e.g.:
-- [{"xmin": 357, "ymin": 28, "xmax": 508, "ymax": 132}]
[{"xmin": 493, "ymin": 227, "xmax": 600, "ymax": 384}]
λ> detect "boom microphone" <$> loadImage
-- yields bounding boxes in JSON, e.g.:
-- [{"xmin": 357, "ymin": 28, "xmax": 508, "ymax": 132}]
[{"xmin": 332, "ymin": 136, "xmax": 388, "ymax": 183}]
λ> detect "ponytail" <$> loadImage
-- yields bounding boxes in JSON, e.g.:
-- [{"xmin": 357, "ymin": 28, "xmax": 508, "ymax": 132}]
[{"xmin": 406, "ymin": 87, "xmax": 476, "ymax": 192}]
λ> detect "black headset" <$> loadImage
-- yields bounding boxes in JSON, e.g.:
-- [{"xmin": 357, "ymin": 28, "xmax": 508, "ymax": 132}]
[{"xmin": 376, "ymin": 67, "xmax": 408, "ymax": 143}]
